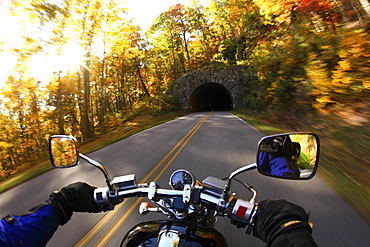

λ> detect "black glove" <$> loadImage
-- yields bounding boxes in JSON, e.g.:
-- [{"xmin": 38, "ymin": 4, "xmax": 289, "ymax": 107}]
[
  {"xmin": 253, "ymin": 199, "xmax": 316, "ymax": 247},
  {"xmin": 48, "ymin": 182, "xmax": 102, "ymax": 225}
]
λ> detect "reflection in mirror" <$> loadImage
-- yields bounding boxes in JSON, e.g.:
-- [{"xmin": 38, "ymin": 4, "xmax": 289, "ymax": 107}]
[
  {"xmin": 257, "ymin": 133, "xmax": 319, "ymax": 179},
  {"xmin": 49, "ymin": 135, "xmax": 79, "ymax": 168}
]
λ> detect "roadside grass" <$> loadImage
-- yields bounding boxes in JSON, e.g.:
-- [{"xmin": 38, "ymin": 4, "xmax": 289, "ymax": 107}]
[
  {"xmin": 0, "ymin": 110, "xmax": 187, "ymax": 194},
  {"xmin": 0, "ymin": 160, "xmax": 52, "ymax": 195},
  {"xmin": 234, "ymin": 110, "xmax": 370, "ymax": 224}
]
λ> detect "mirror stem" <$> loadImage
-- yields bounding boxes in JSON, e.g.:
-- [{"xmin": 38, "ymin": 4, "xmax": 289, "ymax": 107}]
[
  {"xmin": 79, "ymin": 153, "xmax": 115, "ymax": 193},
  {"xmin": 223, "ymin": 163, "xmax": 257, "ymax": 200},
  {"xmin": 228, "ymin": 163, "xmax": 257, "ymax": 185}
]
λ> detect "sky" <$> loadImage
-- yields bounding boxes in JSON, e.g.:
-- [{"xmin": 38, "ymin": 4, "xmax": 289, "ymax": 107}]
[{"xmin": 0, "ymin": 0, "xmax": 210, "ymax": 87}]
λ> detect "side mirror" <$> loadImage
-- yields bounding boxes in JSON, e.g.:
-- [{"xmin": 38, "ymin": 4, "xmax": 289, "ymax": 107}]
[
  {"xmin": 257, "ymin": 133, "xmax": 319, "ymax": 180},
  {"xmin": 49, "ymin": 134, "xmax": 114, "ymax": 192},
  {"xmin": 49, "ymin": 135, "xmax": 79, "ymax": 168}
]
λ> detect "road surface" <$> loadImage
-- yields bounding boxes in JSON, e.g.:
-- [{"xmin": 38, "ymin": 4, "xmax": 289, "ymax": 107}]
[{"xmin": 1, "ymin": 112, "xmax": 369, "ymax": 246}]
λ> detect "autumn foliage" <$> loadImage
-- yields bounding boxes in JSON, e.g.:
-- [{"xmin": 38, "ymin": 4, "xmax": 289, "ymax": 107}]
[{"xmin": 1, "ymin": 0, "xmax": 369, "ymax": 178}]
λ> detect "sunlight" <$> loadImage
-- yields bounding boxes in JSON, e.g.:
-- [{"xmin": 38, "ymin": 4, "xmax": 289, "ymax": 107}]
[
  {"xmin": 0, "ymin": 1, "xmax": 86, "ymax": 87},
  {"xmin": 58, "ymin": 40, "xmax": 86, "ymax": 71},
  {"xmin": 1, "ymin": 38, "xmax": 86, "ymax": 87},
  {"xmin": 0, "ymin": 3, "xmax": 24, "ymax": 86},
  {"xmin": 26, "ymin": 39, "xmax": 85, "ymax": 83},
  {"xmin": 0, "ymin": 0, "xmax": 210, "ymax": 88}
]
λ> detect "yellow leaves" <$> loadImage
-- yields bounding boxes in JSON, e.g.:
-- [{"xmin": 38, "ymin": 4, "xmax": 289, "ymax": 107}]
[
  {"xmin": 304, "ymin": 52, "xmax": 336, "ymax": 110},
  {"xmin": 332, "ymin": 60, "xmax": 352, "ymax": 88},
  {"xmin": 312, "ymin": 94, "xmax": 332, "ymax": 110},
  {"xmin": 305, "ymin": 57, "xmax": 331, "ymax": 89},
  {"xmin": 338, "ymin": 60, "xmax": 351, "ymax": 71},
  {"xmin": 253, "ymin": 0, "xmax": 295, "ymax": 24},
  {"xmin": 363, "ymin": 79, "xmax": 370, "ymax": 89},
  {"xmin": 0, "ymin": 142, "xmax": 13, "ymax": 149}
]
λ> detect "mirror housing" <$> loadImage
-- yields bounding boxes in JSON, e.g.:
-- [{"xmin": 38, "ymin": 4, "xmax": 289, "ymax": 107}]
[
  {"xmin": 257, "ymin": 133, "xmax": 319, "ymax": 180},
  {"xmin": 49, "ymin": 135, "xmax": 79, "ymax": 168}
]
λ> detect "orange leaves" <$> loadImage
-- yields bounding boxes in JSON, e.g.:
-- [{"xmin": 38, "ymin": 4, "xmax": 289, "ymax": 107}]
[{"xmin": 168, "ymin": 3, "xmax": 186, "ymax": 15}]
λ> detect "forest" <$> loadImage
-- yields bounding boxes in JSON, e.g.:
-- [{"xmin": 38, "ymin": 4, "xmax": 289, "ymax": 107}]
[{"xmin": 0, "ymin": 0, "xmax": 369, "ymax": 179}]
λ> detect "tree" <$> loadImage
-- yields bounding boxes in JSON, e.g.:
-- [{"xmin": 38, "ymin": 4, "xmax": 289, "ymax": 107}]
[
  {"xmin": 148, "ymin": 4, "xmax": 191, "ymax": 76},
  {"xmin": 49, "ymin": 0, "xmax": 136, "ymax": 139},
  {"xmin": 208, "ymin": 0, "xmax": 269, "ymax": 63}
]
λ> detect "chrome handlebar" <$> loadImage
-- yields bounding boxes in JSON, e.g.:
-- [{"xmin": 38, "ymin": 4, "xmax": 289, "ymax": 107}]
[{"xmin": 93, "ymin": 179, "xmax": 257, "ymax": 231}]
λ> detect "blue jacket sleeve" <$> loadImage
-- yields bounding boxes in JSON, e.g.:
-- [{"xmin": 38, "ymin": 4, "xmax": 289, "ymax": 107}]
[
  {"xmin": 0, "ymin": 205, "xmax": 59, "ymax": 247},
  {"xmin": 259, "ymin": 152, "xmax": 293, "ymax": 177},
  {"xmin": 269, "ymin": 156, "xmax": 294, "ymax": 177}
]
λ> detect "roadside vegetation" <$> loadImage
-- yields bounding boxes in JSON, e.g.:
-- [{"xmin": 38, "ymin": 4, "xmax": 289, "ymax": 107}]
[
  {"xmin": 1, "ymin": 0, "xmax": 369, "ymax": 224},
  {"xmin": 2, "ymin": 0, "xmax": 369, "ymax": 182}
]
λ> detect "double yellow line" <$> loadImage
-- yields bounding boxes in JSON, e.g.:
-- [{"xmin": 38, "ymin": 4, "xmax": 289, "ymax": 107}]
[{"xmin": 75, "ymin": 112, "xmax": 212, "ymax": 246}]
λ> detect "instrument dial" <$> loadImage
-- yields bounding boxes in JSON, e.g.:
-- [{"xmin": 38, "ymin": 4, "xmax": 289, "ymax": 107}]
[{"xmin": 169, "ymin": 169, "xmax": 195, "ymax": 190}]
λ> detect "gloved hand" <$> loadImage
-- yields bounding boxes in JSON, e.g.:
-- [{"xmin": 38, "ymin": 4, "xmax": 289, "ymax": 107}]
[
  {"xmin": 48, "ymin": 182, "xmax": 102, "ymax": 225},
  {"xmin": 253, "ymin": 199, "xmax": 316, "ymax": 247}
]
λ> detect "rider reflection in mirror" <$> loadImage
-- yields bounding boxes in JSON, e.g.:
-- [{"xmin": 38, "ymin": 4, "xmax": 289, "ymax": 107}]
[{"xmin": 259, "ymin": 136, "xmax": 309, "ymax": 178}]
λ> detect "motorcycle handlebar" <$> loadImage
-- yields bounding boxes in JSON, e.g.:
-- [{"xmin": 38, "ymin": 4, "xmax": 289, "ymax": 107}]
[{"xmin": 94, "ymin": 182, "xmax": 257, "ymax": 231}]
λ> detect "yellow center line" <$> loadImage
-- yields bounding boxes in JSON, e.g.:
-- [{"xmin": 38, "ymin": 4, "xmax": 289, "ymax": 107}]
[
  {"xmin": 75, "ymin": 112, "xmax": 212, "ymax": 247},
  {"xmin": 93, "ymin": 112, "xmax": 211, "ymax": 246},
  {"xmin": 94, "ymin": 198, "xmax": 143, "ymax": 247}
]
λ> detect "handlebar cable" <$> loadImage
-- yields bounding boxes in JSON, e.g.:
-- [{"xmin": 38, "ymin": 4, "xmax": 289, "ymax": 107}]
[
  {"xmin": 221, "ymin": 177, "xmax": 254, "ymax": 192},
  {"xmin": 233, "ymin": 178, "xmax": 257, "ymax": 204},
  {"xmin": 222, "ymin": 163, "xmax": 257, "ymax": 201},
  {"xmin": 233, "ymin": 179, "xmax": 253, "ymax": 192}
]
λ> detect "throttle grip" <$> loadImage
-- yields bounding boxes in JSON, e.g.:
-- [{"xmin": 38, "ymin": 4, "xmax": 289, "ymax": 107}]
[{"xmin": 94, "ymin": 187, "xmax": 117, "ymax": 211}]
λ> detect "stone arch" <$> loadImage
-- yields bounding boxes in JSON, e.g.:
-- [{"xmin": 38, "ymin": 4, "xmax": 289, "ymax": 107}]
[{"xmin": 170, "ymin": 66, "xmax": 247, "ymax": 111}]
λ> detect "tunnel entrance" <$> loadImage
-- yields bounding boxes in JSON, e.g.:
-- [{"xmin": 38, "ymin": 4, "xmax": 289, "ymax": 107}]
[{"xmin": 189, "ymin": 83, "xmax": 233, "ymax": 112}]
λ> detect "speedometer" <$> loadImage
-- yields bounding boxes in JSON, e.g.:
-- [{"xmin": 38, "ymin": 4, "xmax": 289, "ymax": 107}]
[{"xmin": 169, "ymin": 169, "xmax": 195, "ymax": 190}]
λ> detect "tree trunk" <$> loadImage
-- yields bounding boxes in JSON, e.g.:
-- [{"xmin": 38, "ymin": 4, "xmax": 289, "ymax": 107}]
[
  {"xmin": 136, "ymin": 62, "xmax": 150, "ymax": 97},
  {"xmin": 79, "ymin": 59, "xmax": 94, "ymax": 140}
]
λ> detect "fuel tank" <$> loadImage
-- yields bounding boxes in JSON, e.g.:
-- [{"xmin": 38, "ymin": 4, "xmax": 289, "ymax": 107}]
[{"xmin": 120, "ymin": 220, "xmax": 228, "ymax": 247}]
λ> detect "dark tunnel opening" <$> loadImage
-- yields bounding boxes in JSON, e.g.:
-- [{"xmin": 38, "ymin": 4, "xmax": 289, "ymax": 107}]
[{"xmin": 189, "ymin": 83, "xmax": 233, "ymax": 112}]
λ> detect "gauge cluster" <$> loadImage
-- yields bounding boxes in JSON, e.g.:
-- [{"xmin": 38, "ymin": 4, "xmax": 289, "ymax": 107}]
[{"xmin": 169, "ymin": 169, "xmax": 195, "ymax": 190}]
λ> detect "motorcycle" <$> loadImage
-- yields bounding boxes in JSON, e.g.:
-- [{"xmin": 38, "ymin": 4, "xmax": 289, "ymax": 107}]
[{"xmin": 48, "ymin": 132, "xmax": 319, "ymax": 246}]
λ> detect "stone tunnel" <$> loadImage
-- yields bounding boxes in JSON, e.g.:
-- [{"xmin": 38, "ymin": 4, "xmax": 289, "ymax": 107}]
[{"xmin": 170, "ymin": 66, "xmax": 248, "ymax": 112}]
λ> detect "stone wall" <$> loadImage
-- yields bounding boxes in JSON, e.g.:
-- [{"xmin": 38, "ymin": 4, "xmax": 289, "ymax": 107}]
[{"xmin": 171, "ymin": 65, "xmax": 248, "ymax": 109}]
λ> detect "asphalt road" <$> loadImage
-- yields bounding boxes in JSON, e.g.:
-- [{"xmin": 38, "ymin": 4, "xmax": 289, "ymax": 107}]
[{"xmin": 1, "ymin": 112, "xmax": 369, "ymax": 246}]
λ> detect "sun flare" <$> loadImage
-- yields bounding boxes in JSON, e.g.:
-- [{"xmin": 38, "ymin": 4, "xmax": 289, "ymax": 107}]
[{"xmin": 0, "ymin": 2, "xmax": 86, "ymax": 87}]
